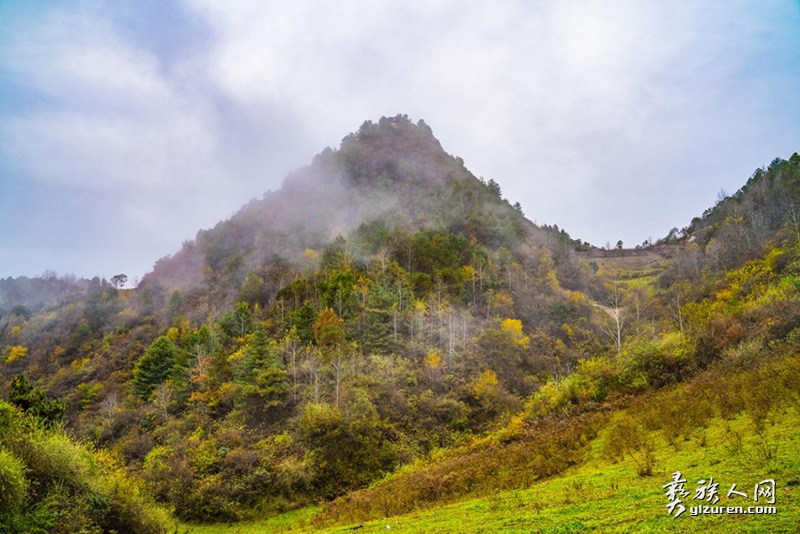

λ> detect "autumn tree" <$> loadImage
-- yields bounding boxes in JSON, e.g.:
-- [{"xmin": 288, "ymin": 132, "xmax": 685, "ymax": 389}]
[
  {"xmin": 313, "ymin": 307, "xmax": 347, "ymax": 407},
  {"xmin": 473, "ymin": 318, "xmax": 532, "ymax": 394}
]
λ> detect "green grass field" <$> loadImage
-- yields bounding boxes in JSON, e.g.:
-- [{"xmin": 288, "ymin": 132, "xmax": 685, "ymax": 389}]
[{"xmin": 182, "ymin": 400, "xmax": 799, "ymax": 533}]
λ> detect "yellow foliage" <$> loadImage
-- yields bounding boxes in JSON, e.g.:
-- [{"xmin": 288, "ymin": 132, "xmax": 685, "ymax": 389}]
[
  {"xmin": 568, "ymin": 290, "xmax": 587, "ymax": 307},
  {"xmin": 562, "ymin": 323, "xmax": 574, "ymax": 339},
  {"xmin": 502, "ymin": 413, "xmax": 527, "ymax": 440},
  {"xmin": 228, "ymin": 347, "xmax": 245, "ymax": 364},
  {"xmin": 473, "ymin": 369, "xmax": 499, "ymax": 400},
  {"xmin": 501, "ymin": 318, "xmax": 523, "ymax": 337},
  {"xmin": 188, "ymin": 426, "xmax": 207, "ymax": 444},
  {"xmin": 166, "ymin": 327, "xmax": 180, "ymax": 342},
  {"xmin": 313, "ymin": 307, "xmax": 345, "ymax": 348},
  {"xmin": 576, "ymin": 356, "xmax": 616, "ymax": 380},
  {"xmin": 4, "ymin": 346, "xmax": 28, "ymax": 364},
  {"xmin": 424, "ymin": 349, "xmax": 441, "ymax": 369},
  {"xmin": 176, "ymin": 316, "xmax": 191, "ymax": 336},
  {"xmin": 93, "ymin": 448, "xmax": 121, "ymax": 471},
  {"xmin": 715, "ymin": 288, "xmax": 733, "ymax": 303},
  {"xmin": 764, "ymin": 247, "xmax": 785, "ymax": 271},
  {"xmin": 525, "ymin": 381, "xmax": 563, "ymax": 417},
  {"xmin": 538, "ymin": 255, "xmax": 560, "ymax": 290},
  {"xmin": 658, "ymin": 331, "xmax": 689, "ymax": 359},
  {"xmin": 71, "ymin": 357, "xmax": 91, "ymax": 371},
  {"xmin": 10, "ymin": 325, "xmax": 21, "ymax": 337},
  {"xmin": 501, "ymin": 318, "xmax": 530, "ymax": 349}
]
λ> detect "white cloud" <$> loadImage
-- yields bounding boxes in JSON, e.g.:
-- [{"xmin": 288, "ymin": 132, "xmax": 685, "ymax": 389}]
[{"xmin": 1, "ymin": 0, "xmax": 799, "ymax": 277}]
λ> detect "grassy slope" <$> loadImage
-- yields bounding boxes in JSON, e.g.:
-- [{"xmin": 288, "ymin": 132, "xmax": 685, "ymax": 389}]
[
  {"xmin": 160, "ymin": 246, "xmax": 800, "ymax": 532},
  {"xmin": 183, "ymin": 249, "xmax": 800, "ymax": 533},
  {"xmin": 185, "ymin": 399, "xmax": 799, "ymax": 533}
]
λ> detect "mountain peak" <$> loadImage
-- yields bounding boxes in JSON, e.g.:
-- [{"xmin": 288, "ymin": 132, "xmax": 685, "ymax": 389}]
[{"xmin": 146, "ymin": 115, "xmax": 541, "ymax": 294}]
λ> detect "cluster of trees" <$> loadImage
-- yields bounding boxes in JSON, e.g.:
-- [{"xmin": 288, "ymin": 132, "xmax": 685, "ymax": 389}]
[{"xmin": 0, "ymin": 201, "xmax": 608, "ymax": 520}]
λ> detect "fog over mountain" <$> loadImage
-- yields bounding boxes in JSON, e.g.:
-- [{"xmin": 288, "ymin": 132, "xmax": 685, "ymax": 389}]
[{"xmin": 1, "ymin": 1, "xmax": 799, "ymax": 280}]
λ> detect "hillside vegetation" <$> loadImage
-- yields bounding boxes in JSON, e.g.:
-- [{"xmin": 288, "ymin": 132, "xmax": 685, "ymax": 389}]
[
  {"xmin": 2, "ymin": 116, "xmax": 799, "ymax": 531},
  {"xmin": 0, "ymin": 396, "xmax": 172, "ymax": 533}
]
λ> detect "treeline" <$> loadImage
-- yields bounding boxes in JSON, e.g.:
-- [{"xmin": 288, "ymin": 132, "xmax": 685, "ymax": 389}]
[
  {"xmin": 315, "ymin": 158, "xmax": 800, "ymax": 525},
  {"xmin": 1, "ymin": 210, "xmax": 612, "ymax": 523}
]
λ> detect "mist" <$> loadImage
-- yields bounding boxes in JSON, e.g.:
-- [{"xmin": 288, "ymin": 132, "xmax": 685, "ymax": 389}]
[{"xmin": 1, "ymin": 1, "xmax": 799, "ymax": 280}]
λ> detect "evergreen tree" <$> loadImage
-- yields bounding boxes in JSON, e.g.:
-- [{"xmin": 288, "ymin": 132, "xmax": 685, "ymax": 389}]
[
  {"xmin": 7, "ymin": 375, "xmax": 65, "ymax": 426},
  {"xmin": 133, "ymin": 336, "xmax": 180, "ymax": 400},
  {"xmin": 236, "ymin": 325, "xmax": 289, "ymax": 423}
]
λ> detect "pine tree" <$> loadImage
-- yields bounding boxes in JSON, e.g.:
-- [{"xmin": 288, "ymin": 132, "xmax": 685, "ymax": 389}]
[{"xmin": 133, "ymin": 336, "xmax": 179, "ymax": 400}]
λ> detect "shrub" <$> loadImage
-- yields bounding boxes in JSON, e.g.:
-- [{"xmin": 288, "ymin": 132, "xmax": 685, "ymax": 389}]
[
  {"xmin": 0, "ymin": 448, "xmax": 27, "ymax": 515},
  {"xmin": 0, "ymin": 400, "xmax": 174, "ymax": 533},
  {"xmin": 601, "ymin": 413, "xmax": 655, "ymax": 476}
]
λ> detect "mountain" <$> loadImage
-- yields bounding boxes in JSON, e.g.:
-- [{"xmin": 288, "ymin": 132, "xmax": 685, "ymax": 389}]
[
  {"xmin": 145, "ymin": 114, "xmax": 579, "ymax": 300},
  {"xmin": 1, "ymin": 115, "xmax": 800, "ymax": 531}
]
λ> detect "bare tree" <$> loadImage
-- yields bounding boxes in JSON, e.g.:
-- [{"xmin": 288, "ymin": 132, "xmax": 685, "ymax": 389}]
[
  {"xmin": 100, "ymin": 393, "xmax": 120, "ymax": 426},
  {"xmin": 153, "ymin": 381, "xmax": 174, "ymax": 421},
  {"xmin": 597, "ymin": 282, "xmax": 627, "ymax": 357}
]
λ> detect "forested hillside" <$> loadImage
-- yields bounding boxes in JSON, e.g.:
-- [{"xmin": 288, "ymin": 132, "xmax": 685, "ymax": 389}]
[{"xmin": 2, "ymin": 115, "xmax": 799, "ymax": 531}]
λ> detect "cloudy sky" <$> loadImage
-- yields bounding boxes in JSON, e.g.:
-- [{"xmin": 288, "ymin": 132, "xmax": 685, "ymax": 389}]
[{"xmin": 2, "ymin": 1, "xmax": 799, "ymax": 281}]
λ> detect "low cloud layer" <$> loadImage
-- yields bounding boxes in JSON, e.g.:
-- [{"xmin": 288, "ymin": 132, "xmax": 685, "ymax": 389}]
[{"xmin": 1, "ymin": 0, "xmax": 799, "ymax": 280}]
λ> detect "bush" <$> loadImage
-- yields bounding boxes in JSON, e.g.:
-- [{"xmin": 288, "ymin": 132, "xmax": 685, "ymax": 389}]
[
  {"xmin": 601, "ymin": 413, "xmax": 655, "ymax": 476},
  {"xmin": 0, "ymin": 400, "xmax": 174, "ymax": 533},
  {"xmin": 319, "ymin": 412, "xmax": 605, "ymax": 525},
  {"xmin": 299, "ymin": 403, "xmax": 397, "ymax": 499},
  {"xmin": 0, "ymin": 448, "xmax": 27, "ymax": 515}
]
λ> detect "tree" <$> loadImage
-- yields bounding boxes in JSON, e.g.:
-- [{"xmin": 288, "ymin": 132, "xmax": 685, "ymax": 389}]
[
  {"xmin": 473, "ymin": 318, "xmax": 532, "ymax": 394},
  {"xmin": 0, "ymin": 312, "xmax": 8, "ymax": 346},
  {"xmin": 80, "ymin": 277, "xmax": 125, "ymax": 335},
  {"xmin": 110, "ymin": 273, "xmax": 128, "ymax": 289},
  {"xmin": 298, "ymin": 403, "xmax": 396, "ymax": 498},
  {"xmin": 219, "ymin": 301, "xmax": 254, "ymax": 339},
  {"xmin": 486, "ymin": 179, "xmax": 502, "ymax": 198},
  {"xmin": 9, "ymin": 305, "xmax": 31, "ymax": 321},
  {"xmin": 600, "ymin": 282, "xmax": 626, "ymax": 357},
  {"xmin": 313, "ymin": 307, "xmax": 347, "ymax": 407},
  {"xmin": 133, "ymin": 336, "xmax": 181, "ymax": 400},
  {"xmin": 169, "ymin": 290, "xmax": 184, "ymax": 318},
  {"xmin": 313, "ymin": 307, "xmax": 345, "ymax": 349},
  {"xmin": 292, "ymin": 302, "xmax": 317, "ymax": 345},
  {"xmin": 7, "ymin": 375, "xmax": 65, "ymax": 426},
  {"xmin": 239, "ymin": 273, "xmax": 268, "ymax": 305},
  {"xmin": 236, "ymin": 325, "xmax": 289, "ymax": 422}
]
